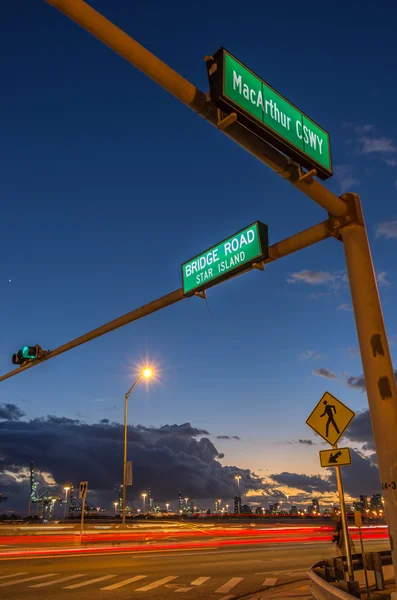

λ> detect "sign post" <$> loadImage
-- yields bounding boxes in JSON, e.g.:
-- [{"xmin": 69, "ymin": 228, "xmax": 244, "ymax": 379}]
[
  {"xmin": 79, "ymin": 481, "xmax": 88, "ymax": 536},
  {"xmin": 308, "ymin": 393, "xmax": 356, "ymax": 583},
  {"xmin": 355, "ymin": 510, "xmax": 371, "ymax": 598}
]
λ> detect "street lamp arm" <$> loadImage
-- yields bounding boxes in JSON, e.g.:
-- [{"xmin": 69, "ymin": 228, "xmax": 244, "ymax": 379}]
[{"xmin": 125, "ymin": 375, "xmax": 142, "ymax": 401}]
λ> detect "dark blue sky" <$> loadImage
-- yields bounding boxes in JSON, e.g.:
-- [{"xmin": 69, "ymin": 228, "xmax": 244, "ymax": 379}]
[{"xmin": 1, "ymin": 0, "xmax": 396, "ymax": 498}]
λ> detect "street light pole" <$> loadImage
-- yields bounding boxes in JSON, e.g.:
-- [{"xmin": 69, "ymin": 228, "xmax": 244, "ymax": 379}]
[
  {"xmin": 122, "ymin": 368, "xmax": 153, "ymax": 527},
  {"xmin": 63, "ymin": 486, "xmax": 70, "ymax": 520}
]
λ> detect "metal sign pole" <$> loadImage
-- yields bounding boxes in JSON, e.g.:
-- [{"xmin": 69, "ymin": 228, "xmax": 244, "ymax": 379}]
[
  {"xmin": 80, "ymin": 497, "xmax": 85, "ymax": 536},
  {"xmin": 359, "ymin": 525, "xmax": 370, "ymax": 598},
  {"xmin": 334, "ymin": 446, "xmax": 354, "ymax": 582}
]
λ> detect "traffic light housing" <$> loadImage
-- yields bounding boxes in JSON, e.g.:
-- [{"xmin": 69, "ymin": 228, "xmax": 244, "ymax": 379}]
[{"xmin": 12, "ymin": 345, "xmax": 47, "ymax": 366}]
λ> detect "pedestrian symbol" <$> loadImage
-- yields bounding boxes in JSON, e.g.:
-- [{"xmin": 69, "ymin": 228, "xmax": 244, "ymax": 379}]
[
  {"xmin": 319, "ymin": 447, "xmax": 352, "ymax": 468},
  {"xmin": 320, "ymin": 399, "xmax": 340, "ymax": 439},
  {"xmin": 306, "ymin": 392, "xmax": 355, "ymax": 446}
]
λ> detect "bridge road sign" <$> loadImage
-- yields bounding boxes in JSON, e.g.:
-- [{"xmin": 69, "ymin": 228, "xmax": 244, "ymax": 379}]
[
  {"xmin": 79, "ymin": 481, "xmax": 88, "ymax": 499},
  {"xmin": 320, "ymin": 447, "xmax": 352, "ymax": 468},
  {"xmin": 306, "ymin": 392, "xmax": 355, "ymax": 446},
  {"xmin": 181, "ymin": 221, "xmax": 268, "ymax": 296}
]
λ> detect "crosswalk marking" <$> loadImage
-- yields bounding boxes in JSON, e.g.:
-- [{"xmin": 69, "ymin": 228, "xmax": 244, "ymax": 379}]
[
  {"xmin": 30, "ymin": 574, "xmax": 87, "ymax": 588},
  {"xmin": 0, "ymin": 574, "xmax": 57, "ymax": 587},
  {"xmin": 263, "ymin": 577, "xmax": 278, "ymax": 587},
  {"xmin": 215, "ymin": 577, "xmax": 243, "ymax": 594},
  {"xmin": 100, "ymin": 575, "xmax": 147, "ymax": 590},
  {"xmin": 135, "ymin": 576, "xmax": 178, "ymax": 591},
  {"xmin": 218, "ymin": 596, "xmax": 236, "ymax": 600},
  {"xmin": 191, "ymin": 577, "xmax": 211, "ymax": 586},
  {"xmin": 175, "ymin": 587, "xmax": 193, "ymax": 592},
  {"xmin": 64, "ymin": 575, "xmax": 116, "ymax": 589},
  {"xmin": 0, "ymin": 573, "xmax": 28, "ymax": 581}
]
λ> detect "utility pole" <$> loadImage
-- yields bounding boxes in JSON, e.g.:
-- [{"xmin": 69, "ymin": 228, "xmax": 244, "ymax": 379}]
[{"xmin": 39, "ymin": 0, "xmax": 397, "ymax": 575}]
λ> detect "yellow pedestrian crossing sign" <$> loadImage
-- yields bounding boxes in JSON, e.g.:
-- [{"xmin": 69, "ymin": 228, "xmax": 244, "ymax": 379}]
[
  {"xmin": 306, "ymin": 392, "xmax": 355, "ymax": 446},
  {"xmin": 319, "ymin": 447, "xmax": 352, "ymax": 468}
]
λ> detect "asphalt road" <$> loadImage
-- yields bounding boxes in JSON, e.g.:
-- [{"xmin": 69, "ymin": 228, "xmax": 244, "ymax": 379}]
[{"xmin": 0, "ymin": 538, "xmax": 389, "ymax": 600}]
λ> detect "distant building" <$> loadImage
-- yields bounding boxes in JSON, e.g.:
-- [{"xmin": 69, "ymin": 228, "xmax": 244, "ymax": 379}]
[
  {"xmin": 290, "ymin": 505, "xmax": 298, "ymax": 515},
  {"xmin": 178, "ymin": 489, "xmax": 183, "ymax": 511},
  {"xmin": 370, "ymin": 494, "xmax": 382, "ymax": 512},
  {"xmin": 269, "ymin": 503, "xmax": 280, "ymax": 514},
  {"xmin": 360, "ymin": 495, "xmax": 369, "ymax": 511},
  {"xmin": 241, "ymin": 504, "xmax": 252, "ymax": 514},
  {"xmin": 234, "ymin": 496, "xmax": 241, "ymax": 514},
  {"xmin": 255, "ymin": 507, "xmax": 263, "ymax": 515}
]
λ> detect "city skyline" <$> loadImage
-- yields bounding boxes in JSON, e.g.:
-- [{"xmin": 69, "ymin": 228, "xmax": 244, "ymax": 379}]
[{"xmin": 1, "ymin": 1, "xmax": 396, "ymax": 514}]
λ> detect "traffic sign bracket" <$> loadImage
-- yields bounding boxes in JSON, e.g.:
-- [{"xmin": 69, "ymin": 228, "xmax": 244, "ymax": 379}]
[
  {"xmin": 299, "ymin": 169, "xmax": 317, "ymax": 183},
  {"xmin": 217, "ymin": 110, "xmax": 237, "ymax": 130},
  {"xmin": 252, "ymin": 262, "xmax": 265, "ymax": 271},
  {"xmin": 194, "ymin": 291, "xmax": 207, "ymax": 299}
]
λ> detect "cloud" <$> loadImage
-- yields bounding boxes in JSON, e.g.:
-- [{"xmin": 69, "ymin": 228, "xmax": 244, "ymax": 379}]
[
  {"xmin": 0, "ymin": 415, "xmax": 262, "ymax": 513},
  {"xmin": 359, "ymin": 136, "xmax": 396, "ymax": 155},
  {"xmin": 0, "ymin": 403, "xmax": 25, "ymax": 421},
  {"xmin": 355, "ymin": 124, "xmax": 375, "ymax": 134},
  {"xmin": 346, "ymin": 369, "xmax": 397, "ymax": 393},
  {"xmin": 287, "ymin": 270, "xmax": 338, "ymax": 286},
  {"xmin": 299, "ymin": 350, "xmax": 325, "ymax": 360},
  {"xmin": 346, "ymin": 375, "xmax": 366, "ymax": 392},
  {"xmin": 334, "ymin": 164, "xmax": 360, "ymax": 193},
  {"xmin": 337, "ymin": 304, "xmax": 353, "ymax": 311},
  {"xmin": 137, "ymin": 423, "xmax": 209, "ymax": 437},
  {"xmin": 270, "ymin": 472, "xmax": 333, "ymax": 494},
  {"xmin": 216, "ymin": 435, "xmax": 240, "ymax": 440},
  {"xmin": 386, "ymin": 159, "xmax": 397, "ymax": 167},
  {"xmin": 344, "ymin": 410, "xmax": 374, "ymax": 450},
  {"xmin": 377, "ymin": 271, "xmax": 390, "ymax": 287},
  {"xmin": 375, "ymin": 220, "xmax": 397, "ymax": 239},
  {"xmin": 308, "ymin": 291, "xmax": 332, "ymax": 300},
  {"xmin": 346, "ymin": 347, "xmax": 360, "ymax": 359},
  {"xmin": 298, "ymin": 439, "xmax": 315, "ymax": 446},
  {"xmin": 270, "ymin": 448, "xmax": 380, "ymax": 497},
  {"xmin": 312, "ymin": 368, "xmax": 338, "ymax": 380}
]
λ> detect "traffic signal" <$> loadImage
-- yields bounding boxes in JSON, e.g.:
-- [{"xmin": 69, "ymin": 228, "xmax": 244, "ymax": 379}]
[{"xmin": 12, "ymin": 345, "xmax": 47, "ymax": 365}]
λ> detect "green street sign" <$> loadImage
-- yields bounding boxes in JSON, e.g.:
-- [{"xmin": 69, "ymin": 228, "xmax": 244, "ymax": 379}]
[
  {"xmin": 182, "ymin": 221, "xmax": 268, "ymax": 296},
  {"xmin": 206, "ymin": 48, "xmax": 332, "ymax": 180}
]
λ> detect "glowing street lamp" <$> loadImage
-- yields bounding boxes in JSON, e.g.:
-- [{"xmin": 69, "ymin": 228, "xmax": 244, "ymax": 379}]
[
  {"xmin": 235, "ymin": 475, "xmax": 241, "ymax": 488},
  {"xmin": 166, "ymin": 503, "xmax": 169, "ymax": 513},
  {"xmin": 184, "ymin": 497, "xmax": 189, "ymax": 507},
  {"xmin": 114, "ymin": 501, "xmax": 118, "ymax": 517},
  {"xmin": 122, "ymin": 366, "xmax": 153, "ymax": 526},
  {"xmin": 226, "ymin": 504, "xmax": 229, "ymax": 513},
  {"xmin": 142, "ymin": 493, "xmax": 147, "ymax": 512},
  {"xmin": 63, "ymin": 486, "xmax": 70, "ymax": 520}
]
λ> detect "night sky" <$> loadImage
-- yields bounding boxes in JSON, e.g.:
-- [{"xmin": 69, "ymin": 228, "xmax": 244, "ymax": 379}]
[{"xmin": 1, "ymin": 0, "xmax": 396, "ymax": 513}]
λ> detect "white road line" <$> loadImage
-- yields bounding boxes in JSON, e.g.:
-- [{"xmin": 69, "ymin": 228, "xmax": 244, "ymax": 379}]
[
  {"xmin": 263, "ymin": 577, "xmax": 278, "ymax": 587},
  {"xmin": 218, "ymin": 596, "xmax": 236, "ymax": 600},
  {"xmin": 30, "ymin": 574, "xmax": 87, "ymax": 588},
  {"xmin": 215, "ymin": 577, "xmax": 243, "ymax": 594},
  {"xmin": 0, "ymin": 573, "xmax": 58, "ymax": 587},
  {"xmin": 191, "ymin": 576, "xmax": 211, "ymax": 586},
  {"xmin": 0, "ymin": 573, "xmax": 28, "ymax": 581},
  {"xmin": 175, "ymin": 587, "xmax": 193, "ymax": 592},
  {"xmin": 135, "ymin": 576, "xmax": 178, "ymax": 591},
  {"xmin": 100, "ymin": 575, "xmax": 147, "ymax": 590},
  {"xmin": 64, "ymin": 575, "xmax": 117, "ymax": 589}
]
